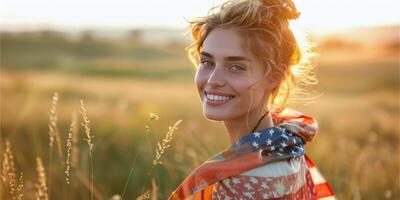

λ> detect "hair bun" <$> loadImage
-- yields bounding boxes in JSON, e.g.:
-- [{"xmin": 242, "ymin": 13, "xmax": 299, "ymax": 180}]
[
  {"xmin": 281, "ymin": 1, "xmax": 300, "ymax": 20},
  {"xmin": 261, "ymin": 0, "xmax": 300, "ymax": 20}
]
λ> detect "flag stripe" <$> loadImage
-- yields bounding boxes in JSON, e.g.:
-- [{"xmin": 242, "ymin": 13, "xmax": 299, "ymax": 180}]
[{"xmin": 309, "ymin": 167, "xmax": 326, "ymax": 184}]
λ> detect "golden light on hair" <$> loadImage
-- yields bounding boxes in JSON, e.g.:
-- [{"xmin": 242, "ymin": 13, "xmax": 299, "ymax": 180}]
[{"xmin": 187, "ymin": 0, "xmax": 319, "ymax": 108}]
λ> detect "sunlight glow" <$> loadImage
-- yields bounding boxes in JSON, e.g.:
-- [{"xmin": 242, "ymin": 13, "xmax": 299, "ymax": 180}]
[{"xmin": 0, "ymin": 0, "xmax": 398, "ymax": 32}]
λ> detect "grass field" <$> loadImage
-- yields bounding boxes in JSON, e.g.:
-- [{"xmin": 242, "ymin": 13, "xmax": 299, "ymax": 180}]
[{"xmin": 1, "ymin": 32, "xmax": 399, "ymax": 200}]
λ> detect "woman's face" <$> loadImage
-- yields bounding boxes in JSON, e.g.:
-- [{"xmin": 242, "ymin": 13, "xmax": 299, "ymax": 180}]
[{"xmin": 195, "ymin": 28, "xmax": 276, "ymax": 121}]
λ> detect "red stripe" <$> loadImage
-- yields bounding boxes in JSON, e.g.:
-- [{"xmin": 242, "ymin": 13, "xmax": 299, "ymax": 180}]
[
  {"xmin": 305, "ymin": 155, "xmax": 335, "ymax": 198},
  {"xmin": 315, "ymin": 183, "xmax": 335, "ymax": 198},
  {"xmin": 305, "ymin": 154, "xmax": 315, "ymax": 168}
]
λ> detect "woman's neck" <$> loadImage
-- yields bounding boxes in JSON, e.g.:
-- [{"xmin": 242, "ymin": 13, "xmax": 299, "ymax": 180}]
[{"xmin": 223, "ymin": 110, "xmax": 274, "ymax": 145}]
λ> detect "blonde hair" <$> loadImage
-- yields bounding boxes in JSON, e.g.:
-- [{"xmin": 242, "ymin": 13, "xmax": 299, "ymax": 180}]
[{"xmin": 186, "ymin": 0, "xmax": 318, "ymax": 109}]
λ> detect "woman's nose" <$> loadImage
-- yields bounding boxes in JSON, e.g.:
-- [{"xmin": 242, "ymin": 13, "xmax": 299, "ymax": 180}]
[{"xmin": 207, "ymin": 66, "xmax": 226, "ymax": 87}]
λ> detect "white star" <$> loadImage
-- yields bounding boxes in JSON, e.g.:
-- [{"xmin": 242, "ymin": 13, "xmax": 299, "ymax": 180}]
[
  {"xmin": 249, "ymin": 177, "xmax": 258, "ymax": 184},
  {"xmin": 266, "ymin": 139, "xmax": 272, "ymax": 145},
  {"xmin": 244, "ymin": 183, "xmax": 253, "ymax": 190},
  {"xmin": 224, "ymin": 196, "xmax": 232, "ymax": 200},
  {"xmin": 281, "ymin": 133, "xmax": 289, "ymax": 139},
  {"xmin": 273, "ymin": 181, "xmax": 286, "ymax": 196},
  {"xmin": 280, "ymin": 141, "xmax": 287, "ymax": 147},
  {"xmin": 222, "ymin": 179, "xmax": 233, "ymax": 191},
  {"xmin": 268, "ymin": 129, "xmax": 275, "ymax": 135},
  {"xmin": 232, "ymin": 178, "xmax": 240, "ymax": 184},
  {"xmin": 252, "ymin": 141, "xmax": 259, "ymax": 148},
  {"xmin": 253, "ymin": 132, "xmax": 261, "ymax": 138},
  {"xmin": 261, "ymin": 183, "xmax": 268, "ymax": 189},
  {"xmin": 244, "ymin": 192, "xmax": 254, "ymax": 199}
]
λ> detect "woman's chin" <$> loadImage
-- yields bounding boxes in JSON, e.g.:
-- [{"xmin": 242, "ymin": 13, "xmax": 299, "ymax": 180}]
[{"xmin": 202, "ymin": 109, "xmax": 232, "ymax": 121}]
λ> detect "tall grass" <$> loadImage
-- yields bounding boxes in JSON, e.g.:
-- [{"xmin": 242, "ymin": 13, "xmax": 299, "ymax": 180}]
[
  {"xmin": 1, "ymin": 92, "xmax": 184, "ymax": 199},
  {"xmin": 0, "ymin": 32, "xmax": 398, "ymax": 199}
]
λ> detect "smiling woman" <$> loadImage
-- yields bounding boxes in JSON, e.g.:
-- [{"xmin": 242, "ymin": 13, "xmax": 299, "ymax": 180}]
[{"xmin": 168, "ymin": 0, "xmax": 336, "ymax": 199}]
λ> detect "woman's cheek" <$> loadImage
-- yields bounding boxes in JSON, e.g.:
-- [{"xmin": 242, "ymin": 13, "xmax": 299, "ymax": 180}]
[
  {"xmin": 195, "ymin": 69, "xmax": 207, "ymax": 99},
  {"xmin": 229, "ymin": 78, "xmax": 251, "ymax": 93}
]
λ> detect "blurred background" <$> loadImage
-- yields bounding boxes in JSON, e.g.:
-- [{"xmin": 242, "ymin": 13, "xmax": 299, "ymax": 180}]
[{"xmin": 1, "ymin": 0, "xmax": 399, "ymax": 199}]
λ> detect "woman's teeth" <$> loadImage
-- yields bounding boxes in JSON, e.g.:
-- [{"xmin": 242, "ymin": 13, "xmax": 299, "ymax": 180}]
[{"xmin": 206, "ymin": 93, "xmax": 234, "ymax": 101}]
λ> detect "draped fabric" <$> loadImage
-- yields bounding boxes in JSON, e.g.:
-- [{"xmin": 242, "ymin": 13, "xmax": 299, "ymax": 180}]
[{"xmin": 169, "ymin": 107, "xmax": 335, "ymax": 200}]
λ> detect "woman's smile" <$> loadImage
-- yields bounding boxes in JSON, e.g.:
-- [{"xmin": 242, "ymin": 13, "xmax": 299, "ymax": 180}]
[{"xmin": 204, "ymin": 91, "xmax": 236, "ymax": 106}]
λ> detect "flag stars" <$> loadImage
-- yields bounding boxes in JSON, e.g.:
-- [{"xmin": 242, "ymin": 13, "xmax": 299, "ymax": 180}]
[
  {"xmin": 244, "ymin": 183, "xmax": 253, "ymax": 190},
  {"xmin": 266, "ymin": 139, "xmax": 272, "ymax": 145},
  {"xmin": 274, "ymin": 181, "xmax": 286, "ymax": 196},
  {"xmin": 268, "ymin": 129, "xmax": 275, "ymax": 135},
  {"xmin": 249, "ymin": 177, "xmax": 258, "ymax": 184},
  {"xmin": 232, "ymin": 178, "xmax": 240, "ymax": 185},
  {"xmin": 280, "ymin": 141, "xmax": 287, "ymax": 147},
  {"xmin": 252, "ymin": 141, "xmax": 259, "ymax": 148},
  {"xmin": 281, "ymin": 133, "xmax": 289, "ymax": 139},
  {"xmin": 223, "ymin": 196, "xmax": 232, "ymax": 200},
  {"xmin": 270, "ymin": 146, "xmax": 275, "ymax": 151},
  {"xmin": 261, "ymin": 182, "xmax": 268, "ymax": 189},
  {"xmin": 253, "ymin": 132, "xmax": 261, "ymax": 138}
]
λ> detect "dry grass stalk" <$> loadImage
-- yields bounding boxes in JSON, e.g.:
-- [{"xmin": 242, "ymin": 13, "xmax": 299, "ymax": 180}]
[
  {"xmin": 48, "ymin": 92, "xmax": 63, "ymax": 160},
  {"xmin": 152, "ymin": 119, "xmax": 182, "ymax": 166},
  {"xmin": 149, "ymin": 113, "xmax": 159, "ymax": 121},
  {"xmin": 16, "ymin": 172, "xmax": 24, "ymax": 200},
  {"xmin": 144, "ymin": 125, "xmax": 150, "ymax": 134},
  {"xmin": 1, "ymin": 139, "xmax": 19, "ymax": 199},
  {"xmin": 135, "ymin": 190, "xmax": 150, "ymax": 200},
  {"xmin": 80, "ymin": 99, "xmax": 93, "ymax": 153},
  {"xmin": 80, "ymin": 99, "xmax": 94, "ymax": 200},
  {"xmin": 65, "ymin": 119, "xmax": 75, "ymax": 184},
  {"xmin": 35, "ymin": 157, "xmax": 48, "ymax": 200},
  {"xmin": 150, "ymin": 178, "xmax": 158, "ymax": 200},
  {"xmin": 110, "ymin": 194, "xmax": 122, "ymax": 200},
  {"xmin": 71, "ymin": 110, "xmax": 79, "ymax": 168}
]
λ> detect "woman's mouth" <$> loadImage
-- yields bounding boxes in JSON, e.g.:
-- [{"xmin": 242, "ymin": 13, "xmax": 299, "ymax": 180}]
[{"xmin": 204, "ymin": 92, "xmax": 236, "ymax": 106}]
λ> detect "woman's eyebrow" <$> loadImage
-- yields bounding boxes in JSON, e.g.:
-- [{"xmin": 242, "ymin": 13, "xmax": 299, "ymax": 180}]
[
  {"xmin": 200, "ymin": 51, "xmax": 213, "ymax": 58},
  {"xmin": 224, "ymin": 56, "xmax": 252, "ymax": 62},
  {"xmin": 200, "ymin": 51, "xmax": 252, "ymax": 62}
]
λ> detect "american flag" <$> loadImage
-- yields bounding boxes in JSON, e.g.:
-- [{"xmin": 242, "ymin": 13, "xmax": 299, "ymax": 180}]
[{"xmin": 169, "ymin": 107, "xmax": 335, "ymax": 200}]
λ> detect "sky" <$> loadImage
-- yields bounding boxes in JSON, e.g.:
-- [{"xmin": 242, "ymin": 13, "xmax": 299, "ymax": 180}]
[{"xmin": 1, "ymin": 0, "xmax": 399, "ymax": 33}]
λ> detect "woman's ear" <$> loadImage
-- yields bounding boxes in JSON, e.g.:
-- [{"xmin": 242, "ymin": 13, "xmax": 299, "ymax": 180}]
[
  {"xmin": 276, "ymin": 63, "xmax": 288, "ymax": 83},
  {"xmin": 266, "ymin": 64, "xmax": 288, "ymax": 90}
]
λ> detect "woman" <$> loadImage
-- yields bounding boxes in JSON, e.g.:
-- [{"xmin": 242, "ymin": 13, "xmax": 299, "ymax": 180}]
[{"xmin": 169, "ymin": 0, "xmax": 335, "ymax": 199}]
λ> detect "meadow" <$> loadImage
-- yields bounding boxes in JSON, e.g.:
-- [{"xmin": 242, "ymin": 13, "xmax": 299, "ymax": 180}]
[{"xmin": 0, "ymin": 30, "xmax": 399, "ymax": 200}]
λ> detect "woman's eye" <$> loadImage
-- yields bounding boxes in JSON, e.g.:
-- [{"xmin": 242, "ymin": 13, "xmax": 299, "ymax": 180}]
[
  {"xmin": 200, "ymin": 60, "xmax": 214, "ymax": 68},
  {"xmin": 229, "ymin": 64, "xmax": 245, "ymax": 71}
]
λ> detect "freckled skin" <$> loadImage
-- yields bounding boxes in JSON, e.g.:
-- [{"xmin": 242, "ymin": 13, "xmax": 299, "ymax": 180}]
[{"xmin": 195, "ymin": 28, "xmax": 276, "ymax": 122}]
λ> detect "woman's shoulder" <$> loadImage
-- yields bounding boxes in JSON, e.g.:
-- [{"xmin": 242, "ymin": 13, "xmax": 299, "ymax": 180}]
[{"xmin": 212, "ymin": 156, "xmax": 312, "ymax": 199}]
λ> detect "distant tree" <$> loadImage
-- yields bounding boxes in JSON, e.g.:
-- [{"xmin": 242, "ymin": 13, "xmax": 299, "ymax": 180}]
[
  {"xmin": 38, "ymin": 30, "xmax": 66, "ymax": 40},
  {"xmin": 80, "ymin": 30, "xmax": 95, "ymax": 42},
  {"xmin": 127, "ymin": 29, "xmax": 143, "ymax": 45},
  {"xmin": 382, "ymin": 39, "xmax": 400, "ymax": 53},
  {"xmin": 320, "ymin": 37, "xmax": 362, "ymax": 50}
]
